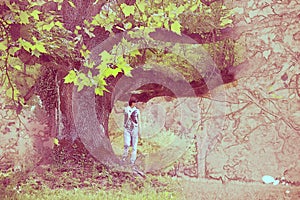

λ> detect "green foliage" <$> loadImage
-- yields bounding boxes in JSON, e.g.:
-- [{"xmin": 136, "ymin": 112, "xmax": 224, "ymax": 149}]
[
  {"xmin": 180, "ymin": 2, "xmax": 234, "ymax": 33},
  {"xmin": 67, "ymin": 0, "xmax": 235, "ymax": 96},
  {"xmin": 0, "ymin": 0, "xmax": 76, "ymax": 116},
  {"xmin": 64, "ymin": 70, "xmax": 77, "ymax": 84},
  {"xmin": 171, "ymin": 21, "xmax": 181, "ymax": 35},
  {"xmin": 53, "ymin": 138, "xmax": 59, "ymax": 146},
  {"xmin": 0, "ymin": 0, "xmax": 236, "ymax": 101},
  {"xmin": 30, "ymin": 10, "xmax": 41, "ymax": 20},
  {"xmin": 68, "ymin": 1, "xmax": 76, "ymax": 8},
  {"xmin": 120, "ymin": 3, "xmax": 135, "ymax": 17},
  {"xmin": 202, "ymin": 39, "xmax": 236, "ymax": 70},
  {"xmin": 0, "ymin": 3, "xmax": 77, "ymax": 170},
  {"xmin": 19, "ymin": 11, "xmax": 30, "ymax": 24},
  {"xmin": 0, "ymin": 41, "xmax": 7, "ymax": 51}
]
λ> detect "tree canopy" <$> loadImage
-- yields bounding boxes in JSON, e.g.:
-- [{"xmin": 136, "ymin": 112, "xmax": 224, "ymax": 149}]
[{"xmin": 0, "ymin": 0, "xmax": 235, "ymax": 109}]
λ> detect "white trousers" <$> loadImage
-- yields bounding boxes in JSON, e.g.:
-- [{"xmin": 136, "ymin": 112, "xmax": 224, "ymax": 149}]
[{"xmin": 123, "ymin": 126, "xmax": 139, "ymax": 164}]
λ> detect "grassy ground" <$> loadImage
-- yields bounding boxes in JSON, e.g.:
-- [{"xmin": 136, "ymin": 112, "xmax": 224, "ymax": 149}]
[
  {"xmin": 0, "ymin": 153, "xmax": 178, "ymax": 200},
  {"xmin": 1, "ymin": 144, "xmax": 299, "ymax": 200},
  {"xmin": 2, "ymin": 169, "xmax": 300, "ymax": 200},
  {"xmin": 1, "ymin": 170, "xmax": 178, "ymax": 200},
  {"xmin": 177, "ymin": 178, "xmax": 300, "ymax": 200},
  {"xmin": 3, "ymin": 186, "xmax": 176, "ymax": 200}
]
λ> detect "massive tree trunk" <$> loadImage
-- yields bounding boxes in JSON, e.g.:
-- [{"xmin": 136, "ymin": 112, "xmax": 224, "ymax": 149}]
[
  {"xmin": 71, "ymin": 86, "xmax": 119, "ymax": 164},
  {"xmin": 40, "ymin": 0, "xmax": 119, "ymax": 164}
]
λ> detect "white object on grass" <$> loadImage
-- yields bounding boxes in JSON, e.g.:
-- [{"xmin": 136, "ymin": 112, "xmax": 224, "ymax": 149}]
[
  {"xmin": 262, "ymin": 175, "xmax": 275, "ymax": 184},
  {"xmin": 273, "ymin": 180, "xmax": 279, "ymax": 185}
]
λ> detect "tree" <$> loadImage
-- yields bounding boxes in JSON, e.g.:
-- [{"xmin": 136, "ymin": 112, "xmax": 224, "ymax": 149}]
[{"xmin": 1, "ymin": 0, "xmax": 238, "ymax": 170}]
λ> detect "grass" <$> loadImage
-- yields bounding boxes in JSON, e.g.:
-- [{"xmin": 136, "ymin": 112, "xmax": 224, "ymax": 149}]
[
  {"xmin": 0, "ymin": 165, "xmax": 179, "ymax": 200},
  {"xmin": 176, "ymin": 177, "xmax": 300, "ymax": 200},
  {"xmin": 1, "ymin": 179, "xmax": 178, "ymax": 200},
  {"xmin": 1, "ymin": 147, "xmax": 299, "ymax": 200},
  {"xmin": 1, "ymin": 172, "xmax": 300, "ymax": 200},
  {"xmin": 4, "ymin": 185, "xmax": 176, "ymax": 200}
]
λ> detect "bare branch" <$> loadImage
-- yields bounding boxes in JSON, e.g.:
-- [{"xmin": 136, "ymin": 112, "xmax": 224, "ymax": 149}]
[{"xmin": 243, "ymin": 90, "xmax": 300, "ymax": 133}]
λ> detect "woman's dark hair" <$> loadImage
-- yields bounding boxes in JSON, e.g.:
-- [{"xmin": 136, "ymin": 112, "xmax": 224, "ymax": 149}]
[{"xmin": 129, "ymin": 97, "xmax": 138, "ymax": 106}]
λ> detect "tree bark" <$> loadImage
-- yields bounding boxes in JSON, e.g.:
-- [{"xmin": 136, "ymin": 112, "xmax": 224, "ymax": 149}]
[{"xmin": 58, "ymin": 74, "xmax": 77, "ymax": 141}]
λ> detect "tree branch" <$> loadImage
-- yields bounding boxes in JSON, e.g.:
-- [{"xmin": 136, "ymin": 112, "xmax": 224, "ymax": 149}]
[
  {"xmin": 200, "ymin": 0, "xmax": 222, "ymax": 6},
  {"xmin": 148, "ymin": 27, "xmax": 237, "ymax": 44}
]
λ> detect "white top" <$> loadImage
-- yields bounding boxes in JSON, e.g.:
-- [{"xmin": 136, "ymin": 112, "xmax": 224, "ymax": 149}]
[{"xmin": 124, "ymin": 106, "xmax": 140, "ymax": 129}]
